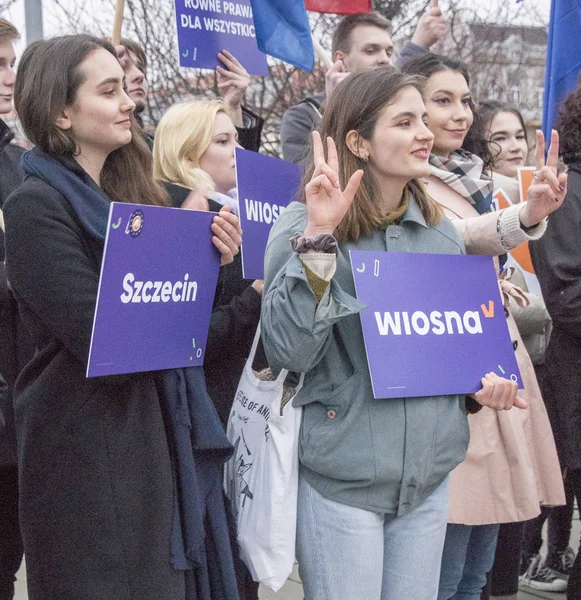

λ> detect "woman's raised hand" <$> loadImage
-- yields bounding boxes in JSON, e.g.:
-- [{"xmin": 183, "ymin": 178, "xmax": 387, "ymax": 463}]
[
  {"xmin": 519, "ymin": 130, "xmax": 568, "ymax": 228},
  {"xmin": 216, "ymin": 50, "xmax": 250, "ymax": 126},
  {"xmin": 304, "ymin": 131, "xmax": 364, "ymax": 237},
  {"xmin": 211, "ymin": 205, "xmax": 243, "ymax": 266},
  {"xmin": 471, "ymin": 372, "xmax": 528, "ymax": 411}
]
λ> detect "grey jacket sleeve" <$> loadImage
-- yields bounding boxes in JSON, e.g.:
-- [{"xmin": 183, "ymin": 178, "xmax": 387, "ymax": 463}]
[
  {"xmin": 260, "ymin": 208, "xmax": 364, "ymax": 374},
  {"xmin": 395, "ymin": 41, "xmax": 429, "ymax": 69},
  {"xmin": 280, "ymin": 101, "xmax": 321, "ymax": 164}
]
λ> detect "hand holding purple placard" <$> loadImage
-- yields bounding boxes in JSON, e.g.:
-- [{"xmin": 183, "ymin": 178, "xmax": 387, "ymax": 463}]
[
  {"xmin": 350, "ymin": 250, "xmax": 523, "ymax": 401},
  {"xmin": 87, "ymin": 203, "xmax": 221, "ymax": 377},
  {"xmin": 174, "ymin": 0, "xmax": 268, "ymax": 76}
]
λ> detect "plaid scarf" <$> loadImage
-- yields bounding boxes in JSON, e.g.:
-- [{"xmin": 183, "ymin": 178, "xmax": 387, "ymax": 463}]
[{"xmin": 429, "ymin": 150, "xmax": 493, "ymax": 215}]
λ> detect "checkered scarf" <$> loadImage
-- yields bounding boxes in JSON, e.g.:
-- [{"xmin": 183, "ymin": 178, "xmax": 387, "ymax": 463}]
[{"xmin": 429, "ymin": 150, "xmax": 493, "ymax": 215}]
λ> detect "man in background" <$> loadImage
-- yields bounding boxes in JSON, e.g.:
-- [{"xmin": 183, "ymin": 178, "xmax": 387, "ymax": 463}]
[{"xmin": 280, "ymin": 4, "xmax": 446, "ymax": 163}]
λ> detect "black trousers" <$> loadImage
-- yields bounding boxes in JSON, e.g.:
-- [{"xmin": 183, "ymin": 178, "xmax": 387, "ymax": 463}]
[
  {"xmin": 522, "ymin": 475, "xmax": 575, "ymax": 559},
  {"xmin": 483, "ymin": 521, "xmax": 524, "ymax": 597},
  {"xmin": 566, "ymin": 469, "xmax": 581, "ymax": 600},
  {"xmin": 0, "ymin": 465, "xmax": 22, "ymax": 600}
]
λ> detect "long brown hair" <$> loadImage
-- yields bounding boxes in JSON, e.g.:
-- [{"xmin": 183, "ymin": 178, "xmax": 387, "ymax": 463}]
[
  {"xmin": 14, "ymin": 34, "xmax": 169, "ymax": 207},
  {"xmin": 301, "ymin": 66, "xmax": 442, "ymax": 243}
]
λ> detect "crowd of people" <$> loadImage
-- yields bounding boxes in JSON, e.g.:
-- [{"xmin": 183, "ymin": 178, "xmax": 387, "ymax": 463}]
[{"xmin": 0, "ymin": 4, "xmax": 579, "ymax": 600}]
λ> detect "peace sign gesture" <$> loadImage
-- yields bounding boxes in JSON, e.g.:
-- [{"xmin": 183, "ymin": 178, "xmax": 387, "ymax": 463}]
[
  {"xmin": 303, "ymin": 131, "xmax": 364, "ymax": 237},
  {"xmin": 519, "ymin": 130, "xmax": 568, "ymax": 228}
]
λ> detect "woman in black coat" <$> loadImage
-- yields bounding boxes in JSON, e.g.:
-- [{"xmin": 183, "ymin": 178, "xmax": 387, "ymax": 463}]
[
  {"xmin": 530, "ymin": 85, "xmax": 581, "ymax": 600},
  {"xmin": 4, "ymin": 35, "xmax": 243, "ymax": 600}
]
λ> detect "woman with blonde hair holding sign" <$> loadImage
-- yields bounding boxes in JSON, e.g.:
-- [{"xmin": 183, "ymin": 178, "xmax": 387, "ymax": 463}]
[
  {"xmin": 258, "ymin": 66, "xmax": 563, "ymax": 600},
  {"xmin": 153, "ymin": 99, "xmax": 265, "ymax": 435}
]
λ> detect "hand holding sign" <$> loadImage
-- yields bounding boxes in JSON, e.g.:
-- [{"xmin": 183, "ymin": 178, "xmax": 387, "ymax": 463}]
[
  {"xmin": 217, "ymin": 50, "xmax": 251, "ymax": 126},
  {"xmin": 519, "ymin": 130, "xmax": 568, "ymax": 228},
  {"xmin": 471, "ymin": 372, "xmax": 528, "ymax": 411},
  {"xmin": 304, "ymin": 131, "xmax": 364, "ymax": 237},
  {"xmin": 211, "ymin": 205, "xmax": 243, "ymax": 265}
]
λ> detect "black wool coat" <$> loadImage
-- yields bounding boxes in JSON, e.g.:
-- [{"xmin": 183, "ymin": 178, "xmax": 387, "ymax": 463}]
[
  {"xmin": 0, "ymin": 119, "xmax": 36, "ymax": 467},
  {"xmin": 530, "ymin": 162, "xmax": 581, "ymax": 471},
  {"xmin": 4, "ymin": 174, "xmax": 185, "ymax": 599}
]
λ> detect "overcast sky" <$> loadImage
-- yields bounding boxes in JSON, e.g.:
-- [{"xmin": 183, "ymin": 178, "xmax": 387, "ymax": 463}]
[{"xmin": 4, "ymin": 0, "xmax": 553, "ymax": 55}]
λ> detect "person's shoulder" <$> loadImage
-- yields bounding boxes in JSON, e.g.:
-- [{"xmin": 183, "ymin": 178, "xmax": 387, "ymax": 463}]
[
  {"xmin": 268, "ymin": 201, "xmax": 307, "ymax": 243},
  {"xmin": 4, "ymin": 175, "xmax": 67, "ymax": 221},
  {"xmin": 283, "ymin": 93, "xmax": 326, "ymax": 119},
  {"xmin": 279, "ymin": 200, "xmax": 307, "ymax": 226},
  {"xmin": 2, "ymin": 142, "xmax": 25, "ymax": 161}
]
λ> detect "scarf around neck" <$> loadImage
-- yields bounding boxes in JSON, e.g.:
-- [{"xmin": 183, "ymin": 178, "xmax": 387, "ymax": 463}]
[
  {"xmin": 429, "ymin": 150, "xmax": 493, "ymax": 216},
  {"xmin": 21, "ymin": 147, "xmax": 111, "ymax": 242}
]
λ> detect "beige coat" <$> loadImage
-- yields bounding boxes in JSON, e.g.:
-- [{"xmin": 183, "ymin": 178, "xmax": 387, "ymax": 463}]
[
  {"xmin": 491, "ymin": 172, "xmax": 552, "ymax": 364},
  {"xmin": 427, "ymin": 175, "xmax": 565, "ymax": 525}
]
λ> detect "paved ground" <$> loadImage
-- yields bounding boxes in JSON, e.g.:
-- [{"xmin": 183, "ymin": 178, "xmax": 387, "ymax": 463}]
[{"xmin": 13, "ymin": 519, "xmax": 579, "ymax": 599}]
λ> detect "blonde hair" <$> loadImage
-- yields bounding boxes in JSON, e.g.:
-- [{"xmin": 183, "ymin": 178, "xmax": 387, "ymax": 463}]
[{"xmin": 153, "ymin": 99, "xmax": 233, "ymax": 193}]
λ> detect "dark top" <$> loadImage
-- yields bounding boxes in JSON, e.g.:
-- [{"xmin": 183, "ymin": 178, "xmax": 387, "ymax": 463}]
[
  {"xmin": 4, "ymin": 167, "xmax": 209, "ymax": 599},
  {"xmin": 204, "ymin": 199, "xmax": 265, "ymax": 426},
  {"xmin": 530, "ymin": 162, "xmax": 581, "ymax": 469},
  {"xmin": 163, "ymin": 190, "xmax": 264, "ymax": 426},
  {"xmin": 0, "ymin": 120, "xmax": 35, "ymax": 466}
]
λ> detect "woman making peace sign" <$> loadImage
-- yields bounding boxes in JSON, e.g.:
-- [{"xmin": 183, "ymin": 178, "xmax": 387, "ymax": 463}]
[{"xmin": 259, "ymin": 67, "xmax": 545, "ymax": 600}]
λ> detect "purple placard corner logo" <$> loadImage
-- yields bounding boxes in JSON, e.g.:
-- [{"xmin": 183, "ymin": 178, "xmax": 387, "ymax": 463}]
[{"xmin": 126, "ymin": 210, "xmax": 144, "ymax": 238}]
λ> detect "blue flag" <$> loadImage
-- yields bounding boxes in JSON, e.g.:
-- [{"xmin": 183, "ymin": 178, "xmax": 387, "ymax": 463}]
[
  {"xmin": 542, "ymin": 0, "xmax": 581, "ymax": 139},
  {"xmin": 249, "ymin": 0, "xmax": 315, "ymax": 72}
]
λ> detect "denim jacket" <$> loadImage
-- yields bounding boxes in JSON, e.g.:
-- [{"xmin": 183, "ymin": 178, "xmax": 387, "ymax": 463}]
[{"xmin": 261, "ymin": 198, "xmax": 471, "ymax": 516}]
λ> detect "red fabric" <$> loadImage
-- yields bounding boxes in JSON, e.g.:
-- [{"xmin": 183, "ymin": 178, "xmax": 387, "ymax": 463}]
[{"xmin": 305, "ymin": 0, "xmax": 372, "ymax": 15}]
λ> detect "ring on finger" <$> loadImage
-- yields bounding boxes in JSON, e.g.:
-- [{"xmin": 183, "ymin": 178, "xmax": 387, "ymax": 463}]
[{"xmin": 533, "ymin": 170, "xmax": 545, "ymax": 181}]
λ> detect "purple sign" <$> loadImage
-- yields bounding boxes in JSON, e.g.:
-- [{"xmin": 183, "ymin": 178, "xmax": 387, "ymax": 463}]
[
  {"xmin": 87, "ymin": 203, "xmax": 220, "ymax": 377},
  {"xmin": 174, "ymin": 0, "xmax": 268, "ymax": 76},
  {"xmin": 350, "ymin": 251, "xmax": 522, "ymax": 399},
  {"xmin": 236, "ymin": 148, "xmax": 302, "ymax": 279}
]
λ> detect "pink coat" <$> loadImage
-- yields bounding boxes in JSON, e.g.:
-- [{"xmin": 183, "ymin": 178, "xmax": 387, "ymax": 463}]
[{"xmin": 426, "ymin": 175, "xmax": 565, "ymax": 525}]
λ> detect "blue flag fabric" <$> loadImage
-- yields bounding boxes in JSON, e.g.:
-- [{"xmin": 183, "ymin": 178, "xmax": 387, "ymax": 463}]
[
  {"xmin": 542, "ymin": 0, "xmax": 581, "ymax": 139},
  {"xmin": 249, "ymin": 0, "xmax": 315, "ymax": 72}
]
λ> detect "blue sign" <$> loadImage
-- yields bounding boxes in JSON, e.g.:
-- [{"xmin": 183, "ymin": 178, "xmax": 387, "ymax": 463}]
[
  {"xmin": 174, "ymin": 0, "xmax": 268, "ymax": 76},
  {"xmin": 236, "ymin": 148, "xmax": 302, "ymax": 279},
  {"xmin": 350, "ymin": 251, "xmax": 522, "ymax": 399},
  {"xmin": 87, "ymin": 203, "xmax": 221, "ymax": 377}
]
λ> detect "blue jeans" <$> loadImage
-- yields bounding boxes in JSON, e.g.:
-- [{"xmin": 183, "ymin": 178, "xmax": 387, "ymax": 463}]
[
  {"xmin": 296, "ymin": 474, "xmax": 450, "ymax": 600},
  {"xmin": 438, "ymin": 523, "xmax": 500, "ymax": 600}
]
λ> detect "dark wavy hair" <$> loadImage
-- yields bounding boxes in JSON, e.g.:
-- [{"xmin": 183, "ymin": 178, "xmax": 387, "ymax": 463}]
[
  {"xmin": 15, "ymin": 34, "xmax": 169, "ymax": 206},
  {"xmin": 555, "ymin": 81, "xmax": 581, "ymax": 165},
  {"xmin": 476, "ymin": 100, "xmax": 528, "ymax": 167},
  {"xmin": 401, "ymin": 53, "xmax": 494, "ymax": 168}
]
